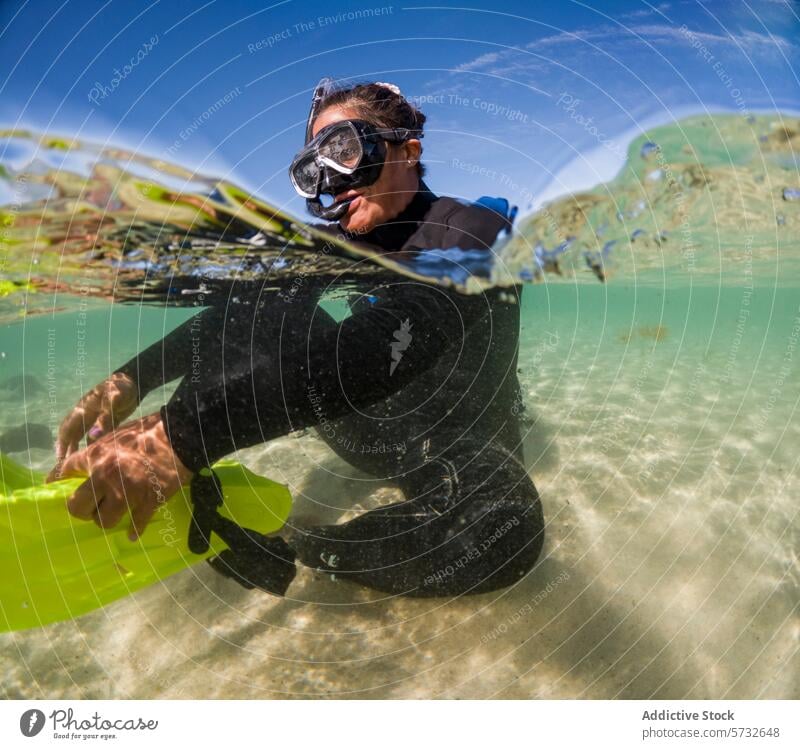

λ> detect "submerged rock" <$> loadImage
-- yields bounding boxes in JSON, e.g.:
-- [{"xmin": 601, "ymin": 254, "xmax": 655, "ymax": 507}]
[
  {"xmin": 0, "ymin": 373, "xmax": 44, "ymax": 397},
  {"xmin": 0, "ymin": 422, "xmax": 53, "ymax": 452}
]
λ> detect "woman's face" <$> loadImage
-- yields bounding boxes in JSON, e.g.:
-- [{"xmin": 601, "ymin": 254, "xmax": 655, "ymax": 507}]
[{"xmin": 311, "ymin": 105, "xmax": 422, "ymax": 234}]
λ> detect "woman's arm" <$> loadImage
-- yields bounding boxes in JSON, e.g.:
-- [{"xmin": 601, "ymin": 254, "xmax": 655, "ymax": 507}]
[
  {"xmin": 113, "ymin": 306, "xmax": 218, "ymax": 399},
  {"xmin": 113, "ymin": 284, "xmax": 325, "ymax": 400},
  {"xmin": 160, "ymin": 283, "xmax": 494, "ymax": 472},
  {"xmin": 55, "ymin": 309, "xmax": 214, "ymax": 458}
]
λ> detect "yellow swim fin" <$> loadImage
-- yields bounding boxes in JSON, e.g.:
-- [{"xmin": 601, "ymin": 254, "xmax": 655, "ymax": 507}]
[{"xmin": 0, "ymin": 452, "xmax": 292, "ymax": 632}]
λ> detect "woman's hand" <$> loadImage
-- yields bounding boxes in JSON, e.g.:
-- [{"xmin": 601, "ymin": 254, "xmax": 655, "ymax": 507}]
[
  {"xmin": 47, "ymin": 413, "xmax": 194, "ymax": 541},
  {"xmin": 55, "ymin": 372, "xmax": 140, "ymax": 460}
]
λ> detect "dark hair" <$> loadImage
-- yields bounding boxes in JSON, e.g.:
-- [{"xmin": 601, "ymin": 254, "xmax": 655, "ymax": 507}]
[{"xmin": 315, "ymin": 81, "xmax": 427, "ymax": 177}]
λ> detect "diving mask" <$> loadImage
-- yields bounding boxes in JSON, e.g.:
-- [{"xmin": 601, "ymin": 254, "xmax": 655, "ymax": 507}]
[
  {"xmin": 290, "ymin": 78, "xmax": 422, "ymax": 221},
  {"xmin": 289, "ymin": 118, "xmax": 422, "ymax": 220}
]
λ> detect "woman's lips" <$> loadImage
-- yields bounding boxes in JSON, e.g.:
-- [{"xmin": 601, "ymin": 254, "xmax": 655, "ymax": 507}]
[
  {"xmin": 334, "ymin": 193, "xmax": 362, "ymax": 217},
  {"xmin": 335, "ymin": 189, "xmax": 362, "ymax": 204},
  {"xmin": 332, "ymin": 191, "xmax": 363, "ymax": 220}
]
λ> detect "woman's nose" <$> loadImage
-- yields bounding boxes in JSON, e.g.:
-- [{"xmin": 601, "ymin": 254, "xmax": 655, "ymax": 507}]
[{"xmin": 321, "ymin": 168, "xmax": 335, "ymax": 190}]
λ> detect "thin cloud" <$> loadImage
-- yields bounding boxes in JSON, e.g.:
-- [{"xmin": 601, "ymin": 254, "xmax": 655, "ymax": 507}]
[
  {"xmin": 450, "ymin": 21, "xmax": 795, "ymax": 77},
  {"xmin": 628, "ymin": 23, "xmax": 794, "ymax": 53},
  {"xmin": 454, "ymin": 52, "xmax": 501, "ymax": 72},
  {"xmin": 529, "ymin": 28, "xmax": 606, "ymax": 48},
  {"xmin": 620, "ymin": 1, "xmax": 673, "ymax": 20}
]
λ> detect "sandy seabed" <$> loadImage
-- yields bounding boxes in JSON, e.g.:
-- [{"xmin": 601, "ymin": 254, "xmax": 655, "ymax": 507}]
[{"xmin": 1, "ymin": 282, "xmax": 797, "ymax": 699}]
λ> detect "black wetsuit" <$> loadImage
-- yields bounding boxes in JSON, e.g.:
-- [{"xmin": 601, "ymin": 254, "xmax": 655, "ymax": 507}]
[{"xmin": 116, "ymin": 182, "xmax": 545, "ymax": 596}]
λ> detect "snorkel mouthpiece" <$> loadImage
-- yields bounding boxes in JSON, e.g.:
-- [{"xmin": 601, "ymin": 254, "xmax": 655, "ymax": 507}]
[{"xmin": 306, "ymin": 195, "xmax": 356, "ymax": 221}]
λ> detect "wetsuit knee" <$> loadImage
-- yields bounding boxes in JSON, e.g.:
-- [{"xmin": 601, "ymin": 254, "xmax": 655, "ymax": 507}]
[
  {"xmin": 439, "ymin": 493, "xmax": 545, "ymax": 596},
  {"xmin": 291, "ymin": 442, "xmax": 545, "ymax": 597},
  {"xmin": 411, "ymin": 463, "xmax": 545, "ymax": 596}
]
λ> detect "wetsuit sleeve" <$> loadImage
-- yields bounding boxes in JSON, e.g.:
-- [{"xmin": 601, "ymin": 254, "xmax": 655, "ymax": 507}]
[
  {"xmin": 113, "ymin": 312, "xmax": 207, "ymax": 398},
  {"xmin": 160, "ymin": 285, "xmax": 492, "ymax": 472},
  {"xmin": 404, "ymin": 202, "xmax": 509, "ymax": 253},
  {"xmin": 114, "ymin": 287, "xmax": 326, "ymax": 399}
]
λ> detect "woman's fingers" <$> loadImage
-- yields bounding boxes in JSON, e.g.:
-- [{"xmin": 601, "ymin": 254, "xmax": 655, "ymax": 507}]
[
  {"xmin": 50, "ymin": 413, "xmax": 188, "ymax": 542},
  {"xmin": 57, "ymin": 381, "xmax": 138, "ymax": 453},
  {"xmin": 54, "ymin": 382, "xmax": 111, "ymax": 457},
  {"xmin": 93, "ymin": 487, "xmax": 128, "ymax": 529},
  {"xmin": 128, "ymin": 499, "xmax": 158, "ymax": 541},
  {"xmin": 55, "ymin": 420, "xmax": 80, "ymax": 460},
  {"xmin": 61, "ymin": 455, "xmax": 128, "ymax": 528},
  {"xmin": 86, "ymin": 413, "xmax": 113, "ymax": 444},
  {"xmin": 66, "ymin": 477, "xmax": 100, "ymax": 520},
  {"xmin": 65, "ymin": 439, "xmax": 82, "ymax": 458},
  {"xmin": 53, "ymin": 445, "xmax": 89, "ymax": 478},
  {"xmin": 65, "ymin": 479, "xmax": 127, "ymax": 529},
  {"xmin": 56, "ymin": 411, "xmax": 92, "ymax": 456}
]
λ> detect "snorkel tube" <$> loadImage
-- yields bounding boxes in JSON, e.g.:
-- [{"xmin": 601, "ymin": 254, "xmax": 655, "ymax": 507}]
[{"xmin": 304, "ymin": 76, "xmax": 332, "ymax": 144}]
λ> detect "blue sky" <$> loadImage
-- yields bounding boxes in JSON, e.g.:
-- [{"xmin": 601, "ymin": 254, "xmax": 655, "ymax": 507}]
[{"xmin": 1, "ymin": 0, "xmax": 798, "ymax": 217}]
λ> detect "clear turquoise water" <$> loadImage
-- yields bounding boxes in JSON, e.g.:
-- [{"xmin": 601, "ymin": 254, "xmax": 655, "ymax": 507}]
[
  {"xmin": 0, "ymin": 115, "xmax": 797, "ymax": 698},
  {"xmin": 1, "ymin": 282, "xmax": 796, "ymax": 698}
]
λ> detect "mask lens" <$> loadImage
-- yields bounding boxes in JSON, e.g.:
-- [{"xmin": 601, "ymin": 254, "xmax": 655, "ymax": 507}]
[
  {"xmin": 319, "ymin": 124, "xmax": 363, "ymax": 169},
  {"xmin": 292, "ymin": 153, "xmax": 320, "ymax": 196}
]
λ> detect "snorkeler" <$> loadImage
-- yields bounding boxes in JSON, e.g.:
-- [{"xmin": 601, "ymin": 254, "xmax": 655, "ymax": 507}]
[{"xmin": 51, "ymin": 79, "xmax": 545, "ymax": 597}]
